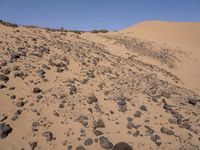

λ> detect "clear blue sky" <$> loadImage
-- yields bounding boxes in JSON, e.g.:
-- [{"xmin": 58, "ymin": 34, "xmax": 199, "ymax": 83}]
[{"xmin": 0, "ymin": 0, "xmax": 200, "ymax": 30}]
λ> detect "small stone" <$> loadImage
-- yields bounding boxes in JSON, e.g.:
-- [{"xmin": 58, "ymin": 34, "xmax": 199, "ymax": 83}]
[
  {"xmin": 133, "ymin": 131, "xmax": 140, "ymax": 137},
  {"xmin": 140, "ymin": 105, "xmax": 147, "ymax": 111},
  {"xmin": 16, "ymin": 101, "xmax": 25, "ymax": 107},
  {"xmin": 0, "ymin": 84, "xmax": 6, "ymax": 89},
  {"xmin": 76, "ymin": 146, "xmax": 85, "ymax": 150},
  {"xmin": 59, "ymin": 103, "xmax": 65, "ymax": 108},
  {"xmin": 33, "ymin": 87, "xmax": 42, "ymax": 93},
  {"xmin": 93, "ymin": 119, "xmax": 105, "ymax": 128},
  {"xmin": 74, "ymin": 115, "xmax": 88, "ymax": 127},
  {"xmin": 160, "ymin": 127, "xmax": 174, "ymax": 135},
  {"xmin": 36, "ymin": 69, "xmax": 45, "ymax": 76},
  {"xmin": 69, "ymin": 85, "xmax": 77, "ymax": 95},
  {"xmin": 84, "ymin": 138, "xmax": 93, "ymax": 145},
  {"xmin": 99, "ymin": 136, "xmax": 113, "ymax": 149},
  {"xmin": 93, "ymin": 129, "xmax": 104, "ymax": 136},
  {"xmin": 11, "ymin": 52, "xmax": 21, "ymax": 60},
  {"xmin": 29, "ymin": 142, "xmax": 37, "ymax": 150},
  {"xmin": 87, "ymin": 94, "xmax": 98, "ymax": 104},
  {"xmin": 188, "ymin": 98, "xmax": 198, "ymax": 106},
  {"xmin": 0, "ymin": 114, "xmax": 7, "ymax": 122},
  {"xmin": 134, "ymin": 111, "xmax": 142, "ymax": 118},
  {"xmin": 145, "ymin": 126, "xmax": 155, "ymax": 135},
  {"xmin": 0, "ymin": 74, "xmax": 9, "ymax": 82},
  {"xmin": 112, "ymin": 142, "xmax": 132, "ymax": 150},
  {"xmin": 10, "ymin": 95, "xmax": 16, "ymax": 100},
  {"xmin": 42, "ymin": 131, "xmax": 53, "ymax": 141},
  {"xmin": 57, "ymin": 67, "xmax": 64, "ymax": 73},
  {"xmin": 0, "ymin": 123, "xmax": 12, "ymax": 138}
]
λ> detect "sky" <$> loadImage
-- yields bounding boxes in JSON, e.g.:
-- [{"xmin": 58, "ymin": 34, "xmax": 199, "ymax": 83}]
[{"xmin": 0, "ymin": 0, "xmax": 200, "ymax": 30}]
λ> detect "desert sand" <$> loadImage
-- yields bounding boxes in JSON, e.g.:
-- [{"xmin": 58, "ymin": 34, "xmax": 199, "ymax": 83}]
[{"xmin": 0, "ymin": 20, "xmax": 200, "ymax": 150}]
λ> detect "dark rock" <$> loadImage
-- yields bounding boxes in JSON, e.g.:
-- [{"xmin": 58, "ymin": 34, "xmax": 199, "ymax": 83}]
[
  {"xmin": 127, "ymin": 121, "xmax": 134, "ymax": 129},
  {"xmin": 0, "ymin": 74, "xmax": 9, "ymax": 82},
  {"xmin": 59, "ymin": 103, "xmax": 65, "ymax": 108},
  {"xmin": 1, "ymin": 68, "xmax": 11, "ymax": 74},
  {"xmin": 160, "ymin": 127, "xmax": 174, "ymax": 135},
  {"xmin": 42, "ymin": 131, "xmax": 53, "ymax": 141},
  {"xmin": 56, "ymin": 62, "xmax": 66, "ymax": 68},
  {"xmin": 188, "ymin": 98, "xmax": 198, "ymax": 106},
  {"xmin": 117, "ymin": 100, "xmax": 127, "ymax": 112},
  {"xmin": 140, "ymin": 105, "xmax": 147, "ymax": 111},
  {"xmin": 14, "ymin": 71, "xmax": 26, "ymax": 78},
  {"xmin": 99, "ymin": 136, "xmax": 113, "ymax": 149},
  {"xmin": 10, "ymin": 95, "xmax": 16, "ymax": 100},
  {"xmin": 0, "ymin": 123, "xmax": 12, "ymax": 138},
  {"xmin": 42, "ymin": 64, "xmax": 50, "ymax": 70},
  {"xmin": 0, "ymin": 114, "xmax": 7, "ymax": 122},
  {"xmin": 32, "ymin": 122, "xmax": 40, "ymax": 131},
  {"xmin": 87, "ymin": 94, "xmax": 98, "ymax": 104},
  {"xmin": 151, "ymin": 134, "xmax": 161, "ymax": 143},
  {"xmin": 11, "ymin": 52, "xmax": 21, "ymax": 60},
  {"xmin": 112, "ymin": 142, "xmax": 132, "ymax": 150},
  {"xmin": 67, "ymin": 145, "xmax": 73, "ymax": 150},
  {"xmin": 84, "ymin": 138, "xmax": 93, "ymax": 145},
  {"xmin": 133, "ymin": 131, "xmax": 140, "ymax": 137},
  {"xmin": 36, "ymin": 69, "xmax": 45, "ymax": 76},
  {"xmin": 16, "ymin": 101, "xmax": 25, "ymax": 107},
  {"xmin": 57, "ymin": 67, "xmax": 64, "ymax": 73},
  {"xmin": 93, "ymin": 129, "xmax": 104, "ymax": 136},
  {"xmin": 93, "ymin": 119, "xmax": 105, "ymax": 128},
  {"xmin": 76, "ymin": 146, "xmax": 85, "ymax": 150},
  {"xmin": 69, "ymin": 85, "xmax": 77, "ymax": 95},
  {"xmin": 134, "ymin": 111, "xmax": 142, "ymax": 118},
  {"xmin": 145, "ymin": 126, "xmax": 155, "ymax": 135},
  {"xmin": 29, "ymin": 142, "xmax": 37, "ymax": 150},
  {"xmin": 0, "ymin": 84, "xmax": 6, "ymax": 89},
  {"xmin": 33, "ymin": 87, "xmax": 42, "ymax": 93},
  {"xmin": 74, "ymin": 115, "xmax": 88, "ymax": 127}
]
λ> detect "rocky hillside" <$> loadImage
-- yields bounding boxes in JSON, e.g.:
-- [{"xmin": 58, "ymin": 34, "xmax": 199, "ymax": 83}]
[{"xmin": 0, "ymin": 21, "xmax": 200, "ymax": 150}]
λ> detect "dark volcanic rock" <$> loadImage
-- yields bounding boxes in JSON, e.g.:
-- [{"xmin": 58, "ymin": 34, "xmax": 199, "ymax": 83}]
[
  {"xmin": 29, "ymin": 142, "xmax": 37, "ymax": 150},
  {"xmin": 76, "ymin": 146, "xmax": 85, "ymax": 150},
  {"xmin": 42, "ymin": 131, "xmax": 53, "ymax": 141},
  {"xmin": 69, "ymin": 85, "xmax": 77, "ymax": 95},
  {"xmin": 36, "ymin": 69, "xmax": 45, "ymax": 76},
  {"xmin": 74, "ymin": 115, "xmax": 88, "ymax": 127},
  {"xmin": 93, "ymin": 119, "xmax": 105, "ymax": 128},
  {"xmin": 0, "ymin": 84, "xmax": 6, "ymax": 89},
  {"xmin": 99, "ymin": 136, "xmax": 113, "ymax": 149},
  {"xmin": 140, "ymin": 105, "xmax": 147, "ymax": 111},
  {"xmin": 160, "ymin": 127, "xmax": 174, "ymax": 135},
  {"xmin": 33, "ymin": 87, "xmax": 42, "ymax": 93},
  {"xmin": 11, "ymin": 52, "xmax": 21, "ymax": 60},
  {"xmin": 84, "ymin": 138, "xmax": 93, "ymax": 145},
  {"xmin": 0, "ymin": 74, "xmax": 9, "ymax": 82},
  {"xmin": 0, "ymin": 123, "xmax": 12, "ymax": 138},
  {"xmin": 188, "ymin": 98, "xmax": 198, "ymax": 106},
  {"xmin": 87, "ymin": 94, "xmax": 98, "ymax": 104},
  {"xmin": 112, "ymin": 142, "xmax": 132, "ymax": 150},
  {"xmin": 134, "ymin": 111, "xmax": 142, "ymax": 118},
  {"xmin": 117, "ymin": 100, "xmax": 127, "ymax": 112},
  {"xmin": 93, "ymin": 129, "xmax": 104, "ymax": 136},
  {"xmin": 16, "ymin": 101, "xmax": 25, "ymax": 107}
]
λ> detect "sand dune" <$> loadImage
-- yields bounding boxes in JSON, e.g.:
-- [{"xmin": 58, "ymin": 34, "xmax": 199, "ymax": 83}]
[
  {"xmin": 122, "ymin": 21, "xmax": 200, "ymax": 94},
  {"xmin": 0, "ymin": 20, "xmax": 200, "ymax": 150}
]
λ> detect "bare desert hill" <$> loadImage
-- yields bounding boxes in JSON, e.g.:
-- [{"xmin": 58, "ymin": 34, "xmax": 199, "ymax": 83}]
[
  {"xmin": 121, "ymin": 21, "xmax": 200, "ymax": 94},
  {"xmin": 0, "ymin": 20, "xmax": 200, "ymax": 150}
]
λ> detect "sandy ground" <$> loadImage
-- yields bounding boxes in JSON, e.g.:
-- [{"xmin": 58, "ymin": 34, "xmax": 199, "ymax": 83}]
[{"xmin": 0, "ymin": 21, "xmax": 200, "ymax": 150}]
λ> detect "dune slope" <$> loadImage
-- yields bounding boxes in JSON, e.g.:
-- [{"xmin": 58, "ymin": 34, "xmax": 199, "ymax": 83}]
[{"xmin": 0, "ymin": 21, "xmax": 200, "ymax": 150}]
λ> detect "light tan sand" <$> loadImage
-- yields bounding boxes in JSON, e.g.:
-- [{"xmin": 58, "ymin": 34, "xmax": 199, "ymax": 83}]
[{"xmin": 0, "ymin": 21, "xmax": 200, "ymax": 150}]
